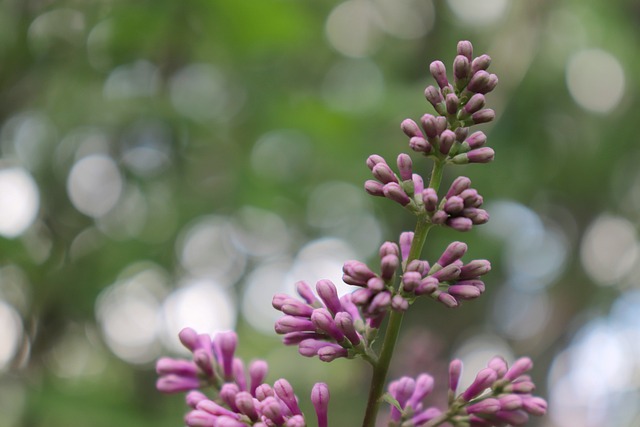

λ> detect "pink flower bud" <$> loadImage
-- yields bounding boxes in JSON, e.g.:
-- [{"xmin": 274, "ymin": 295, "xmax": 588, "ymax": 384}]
[
  {"xmin": 422, "ymin": 188, "xmax": 438, "ymax": 212},
  {"xmin": 446, "ymin": 93, "xmax": 459, "ymax": 115},
  {"xmin": 295, "ymin": 281, "xmax": 318, "ymax": 305},
  {"xmin": 449, "ymin": 359, "xmax": 463, "ymax": 393},
  {"xmin": 471, "ymin": 54, "xmax": 492, "ymax": 74},
  {"xmin": 274, "ymin": 378, "xmax": 302, "ymax": 415},
  {"xmin": 462, "ymin": 368, "xmax": 498, "ymax": 401},
  {"xmin": 156, "ymin": 374, "xmax": 200, "ymax": 393},
  {"xmin": 396, "ymin": 153, "xmax": 413, "ymax": 181},
  {"xmin": 383, "ymin": 182, "xmax": 411, "ymax": 206},
  {"xmin": 439, "ymin": 129, "xmax": 456, "ymax": 155},
  {"xmin": 364, "ymin": 180, "xmax": 385, "ymax": 196},
  {"xmin": 457, "ymin": 40, "xmax": 473, "ymax": 61},
  {"xmin": 429, "ymin": 60, "xmax": 449, "ymax": 89},
  {"xmin": 401, "ymin": 119, "xmax": 423, "ymax": 138},
  {"xmin": 248, "ymin": 360, "xmax": 268, "ymax": 396},
  {"xmin": 316, "ymin": 279, "xmax": 343, "ymax": 315},
  {"xmin": 424, "ymin": 85, "xmax": 444, "ymax": 109},
  {"xmin": 420, "ymin": 114, "xmax": 440, "ymax": 138},
  {"xmin": 366, "ymin": 154, "xmax": 386, "ymax": 171},
  {"xmin": 463, "ymin": 93, "xmax": 486, "ymax": 115},
  {"xmin": 472, "ymin": 108, "xmax": 495, "ymax": 124},
  {"xmin": 311, "ymin": 383, "xmax": 330, "ymax": 427},
  {"xmin": 372, "ymin": 163, "xmax": 398, "ymax": 184}
]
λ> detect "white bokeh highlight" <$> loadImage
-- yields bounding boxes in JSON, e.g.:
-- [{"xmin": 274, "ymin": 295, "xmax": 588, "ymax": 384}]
[{"xmin": 0, "ymin": 167, "xmax": 40, "ymax": 238}]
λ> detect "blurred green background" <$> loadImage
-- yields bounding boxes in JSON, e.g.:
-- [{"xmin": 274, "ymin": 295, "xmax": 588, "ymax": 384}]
[{"xmin": 1, "ymin": 0, "xmax": 639, "ymax": 426}]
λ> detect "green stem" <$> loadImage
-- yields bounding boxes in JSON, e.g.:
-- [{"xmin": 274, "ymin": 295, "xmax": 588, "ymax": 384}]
[{"xmin": 429, "ymin": 158, "xmax": 445, "ymax": 190}]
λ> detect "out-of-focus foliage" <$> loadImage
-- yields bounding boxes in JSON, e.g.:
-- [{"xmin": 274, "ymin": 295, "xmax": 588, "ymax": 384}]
[{"xmin": 1, "ymin": 0, "xmax": 640, "ymax": 426}]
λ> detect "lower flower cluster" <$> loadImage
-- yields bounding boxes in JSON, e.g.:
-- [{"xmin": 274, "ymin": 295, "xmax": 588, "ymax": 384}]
[
  {"xmin": 386, "ymin": 357, "xmax": 546, "ymax": 427},
  {"xmin": 156, "ymin": 328, "xmax": 329, "ymax": 427}
]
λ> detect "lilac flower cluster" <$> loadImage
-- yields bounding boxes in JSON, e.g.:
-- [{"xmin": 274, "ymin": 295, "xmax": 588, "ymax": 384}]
[
  {"xmin": 273, "ymin": 280, "xmax": 373, "ymax": 362},
  {"xmin": 156, "ymin": 328, "xmax": 330, "ymax": 427},
  {"xmin": 365, "ymin": 158, "xmax": 488, "ymax": 232},
  {"xmin": 386, "ymin": 357, "xmax": 545, "ymax": 427}
]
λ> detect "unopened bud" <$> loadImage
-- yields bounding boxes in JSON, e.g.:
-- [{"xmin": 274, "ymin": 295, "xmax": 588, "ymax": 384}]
[
  {"xmin": 446, "ymin": 93, "xmax": 459, "ymax": 115},
  {"xmin": 366, "ymin": 154, "xmax": 386, "ymax": 171},
  {"xmin": 420, "ymin": 114, "xmax": 440, "ymax": 138},
  {"xmin": 422, "ymin": 188, "xmax": 438, "ymax": 212},
  {"xmin": 439, "ymin": 130, "xmax": 456, "ymax": 155},
  {"xmin": 383, "ymin": 182, "xmax": 411, "ymax": 206},
  {"xmin": 471, "ymin": 54, "xmax": 492, "ymax": 74},
  {"xmin": 447, "ymin": 217, "xmax": 473, "ymax": 231},
  {"xmin": 429, "ymin": 60, "xmax": 449, "ymax": 89},
  {"xmin": 401, "ymin": 119, "xmax": 423, "ymax": 138},
  {"xmin": 364, "ymin": 180, "xmax": 384, "ymax": 196},
  {"xmin": 397, "ymin": 153, "xmax": 413, "ymax": 181},
  {"xmin": 463, "ymin": 93, "xmax": 486, "ymax": 115},
  {"xmin": 457, "ymin": 40, "xmax": 473, "ymax": 61},
  {"xmin": 472, "ymin": 108, "xmax": 495, "ymax": 124}
]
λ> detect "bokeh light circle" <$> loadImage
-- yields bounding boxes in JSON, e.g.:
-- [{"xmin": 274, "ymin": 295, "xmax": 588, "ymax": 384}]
[
  {"xmin": 67, "ymin": 154, "xmax": 123, "ymax": 218},
  {"xmin": 566, "ymin": 49, "xmax": 625, "ymax": 114},
  {"xmin": 0, "ymin": 167, "xmax": 40, "ymax": 238}
]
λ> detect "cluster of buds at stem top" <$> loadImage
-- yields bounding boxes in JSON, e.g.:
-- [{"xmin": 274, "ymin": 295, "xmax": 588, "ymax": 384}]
[
  {"xmin": 446, "ymin": 357, "xmax": 547, "ymax": 426},
  {"xmin": 399, "ymin": 235, "xmax": 490, "ymax": 308},
  {"xmin": 365, "ymin": 157, "xmax": 489, "ymax": 232},
  {"xmin": 400, "ymin": 40, "xmax": 497, "ymax": 165},
  {"xmin": 273, "ymin": 280, "xmax": 373, "ymax": 362},
  {"xmin": 156, "ymin": 329, "xmax": 331, "ymax": 427}
]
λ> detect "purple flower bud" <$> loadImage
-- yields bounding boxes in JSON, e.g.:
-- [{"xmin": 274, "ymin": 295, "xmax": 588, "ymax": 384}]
[
  {"xmin": 460, "ymin": 259, "xmax": 491, "ymax": 279},
  {"xmin": 193, "ymin": 348, "xmax": 214, "ymax": 377},
  {"xmin": 298, "ymin": 339, "xmax": 330, "ymax": 357},
  {"xmin": 506, "ymin": 380, "xmax": 536, "ymax": 394},
  {"xmin": 399, "ymin": 232, "xmax": 414, "ymax": 262},
  {"xmin": 487, "ymin": 356, "xmax": 508, "ymax": 377},
  {"xmin": 462, "ymin": 368, "xmax": 498, "ymax": 401},
  {"xmin": 364, "ymin": 180, "xmax": 385, "ymax": 197},
  {"xmin": 367, "ymin": 291, "xmax": 392, "ymax": 314},
  {"xmin": 436, "ymin": 242, "xmax": 468, "ymax": 269},
  {"xmin": 351, "ymin": 288, "xmax": 372, "ymax": 305},
  {"xmin": 316, "ymin": 279, "xmax": 343, "ymax": 315},
  {"xmin": 464, "ymin": 131, "xmax": 487, "ymax": 149},
  {"xmin": 317, "ymin": 344, "xmax": 349, "ymax": 362},
  {"xmin": 445, "ymin": 177, "xmax": 471, "ymax": 199},
  {"xmin": 367, "ymin": 276, "xmax": 385, "ymax": 292},
  {"xmin": 431, "ymin": 210, "xmax": 448, "ymax": 225},
  {"xmin": 401, "ymin": 271, "xmax": 422, "ymax": 292},
  {"xmin": 448, "ymin": 284, "xmax": 481, "ymax": 299},
  {"xmin": 453, "ymin": 56, "xmax": 471, "ymax": 91},
  {"xmin": 439, "ymin": 130, "xmax": 456, "ymax": 155},
  {"xmin": 522, "ymin": 396, "xmax": 547, "ymax": 416},
  {"xmin": 260, "ymin": 396, "xmax": 285, "ymax": 425},
  {"xmin": 366, "ymin": 154, "xmax": 386, "ymax": 171},
  {"xmin": 455, "ymin": 127, "xmax": 469, "ymax": 142},
  {"xmin": 406, "ymin": 374, "xmax": 434, "ymax": 409},
  {"xmin": 178, "ymin": 327, "xmax": 200, "ymax": 351},
  {"xmin": 255, "ymin": 383, "xmax": 274, "ymax": 400},
  {"xmin": 216, "ymin": 416, "xmax": 246, "ymax": 427},
  {"xmin": 334, "ymin": 311, "xmax": 361, "ymax": 345},
  {"xmin": 234, "ymin": 359, "xmax": 247, "ymax": 389},
  {"xmin": 499, "ymin": 394, "xmax": 523, "ymax": 410},
  {"xmin": 156, "ymin": 374, "xmax": 200, "ymax": 393},
  {"xmin": 424, "ymin": 85, "xmax": 444, "ymax": 110},
  {"xmin": 249, "ymin": 360, "xmax": 268, "ymax": 395},
  {"xmin": 495, "ymin": 409, "xmax": 529, "ymax": 425},
  {"xmin": 235, "ymin": 391, "xmax": 259, "ymax": 420},
  {"xmin": 274, "ymin": 378, "xmax": 302, "ymax": 415},
  {"xmin": 406, "ymin": 259, "xmax": 429, "ymax": 274},
  {"xmin": 156, "ymin": 358, "xmax": 198, "ymax": 377},
  {"xmin": 275, "ymin": 316, "xmax": 316, "ymax": 334},
  {"xmin": 383, "ymin": 182, "xmax": 411, "ymax": 206},
  {"xmin": 296, "ymin": 281, "xmax": 318, "ymax": 305},
  {"xmin": 463, "ymin": 93, "xmax": 486, "ymax": 115},
  {"xmin": 186, "ymin": 391, "xmax": 209, "ymax": 408},
  {"xmin": 445, "ymin": 93, "xmax": 459, "ymax": 115},
  {"xmin": 281, "ymin": 300, "xmax": 314, "ymax": 317},
  {"xmin": 185, "ymin": 409, "xmax": 216, "ymax": 427},
  {"xmin": 409, "ymin": 136, "xmax": 432, "ymax": 153},
  {"xmin": 396, "ymin": 153, "xmax": 413, "ymax": 181},
  {"xmin": 391, "ymin": 295, "xmax": 409, "ymax": 311},
  {"xmin": 467, "ymin": 398, "xmax": 501, "ymax": 415},
  {"xmin": 437, "ymin": 291, "xmax": 459, "ymax": 308},
  {"xmin": 447, "ymin": 217, "xmax": 473, "ymax": 232},
  {"xmin": 401, "ymin": 119, "xmax": 423, "ymax": 138},
  {"xmin": 380, "ymin": 254, "xmax": 399, "ymax": 281},
  {"xmin": 286, "ymin": 415, "xmax": 305, "ymax": 427},
  {"xmin": 282, "ymin": 331, "xmax": 324, "ymax": 345},
  {"xmin": 429, "ymin": 60, "xmax": 449, "ymax": 89},
  {"xmin": 343, "ymin": 260, "xmax": 376, "ymax": 284},
  {"xmin": 220, "ymin": 382, "xmax": 240, "ymax": 411},
  {"xmin": 412, "ymin": 174, "xmax": 424, "ymax": 194},
  {"xmin": 422, "ymin": 188, "xmax": 438, "ymax": 212},
  {"xmin": 449, "ymin": 359, "xmax": 463, "ymax": 393},
  {"xmin": 459, "ymin": 188, "xmax": 480, "ymax": 206},
  {"xmin": 389, "ymin": 377, "xmax": 415, "ymax": 421},
  {"xmin": 504, "ymin": 357, "xmax": 534, "ymax": 381},
  {"xmin": 465, "ymin": 208, "xmax": 489, "ymax": 225},
  {"xmin": 311, "ymin": 308, "xmax": 345, "ymax": 342},
  {"xmin": 472, "ymin": 108, "xmax": 495, "ymax": 124},
  {"xmin": 311, "ymin": 383, "xmax": 330, "ymax": 427},
  {"xmin": 420, "ymin": 114, "xmax": 440, "ymax": 139},
  {"xmin": 467, "ymin": 147, "xmax": 495, "ymax": 164},
  {"xmin": 198, "ymin": 396, "xmax": 238, "ymax": 416},
  {"xmin": 415, "ymin": 276, "xmax": 439, "ymax": 295},
  {"xmin": 372, "ymin": 163, "xmax": 398, "ymax": 184},
  {"xmin": 379, "ymin": 241, "xmax": 400, "ymax": 258},
  {"xmin": 411, "ymin": 407, "xmax": 442, "ymax": 425},
  {"xmin": 443, "ymin": 196, "xmax": 465, "ymax": 214},
  {"xmin": 467, "ymin": 71, "xmax": 498, "ymax": 94},
  {"xmin": 457, "ymin": 40, "xmax": 473, "ymax": 61},
  {"xmin": 431, "ymin": 263, "xmax": 461, "ymax": 282},
  {"xmin": 471, "ymin": 54, "xmax": 492, "ymax": 74}
]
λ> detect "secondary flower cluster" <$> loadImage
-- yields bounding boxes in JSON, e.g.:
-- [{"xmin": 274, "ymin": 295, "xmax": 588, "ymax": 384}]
[
  {"xmin": 273, "ymin": 280, "xmax": 372, "ymax": 362},
  {"xmin": 365, "ymin": 155, "xmax": 488, "ymax": 232},
  {"xmin": 399, "ymin": 236, "xmax": 490, "ymax": 308},
  {"xmin": 156, "ymin": 329, "xmax": 330, "ymax": 427},
  {"xmin": 386, "ymin": 357, "xmax": 546, "ymax": 427}
]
